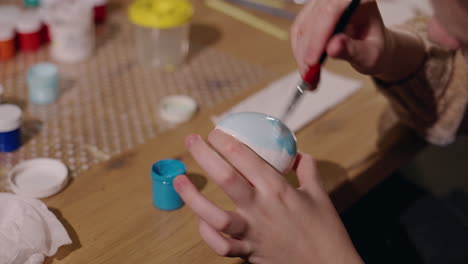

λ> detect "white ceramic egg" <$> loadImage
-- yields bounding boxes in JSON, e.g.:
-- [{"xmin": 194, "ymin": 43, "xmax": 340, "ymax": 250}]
[{"xmin": 216, "ymin": 112, "xmax": 297, "ymax": 173}]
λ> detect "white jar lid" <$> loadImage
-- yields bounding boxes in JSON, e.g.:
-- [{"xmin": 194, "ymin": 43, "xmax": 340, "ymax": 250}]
[
  {"xmin": 16, "ymin": 10, "xmax": 42, "ymax": 33},
  {"xmin": 8, "ymin": 158, "xmax": 69, "ymax": 199},
  {"xmin": 0, "ymin": 104, "xmax": 22, "ymax": 132},
  {"xmin": 159, "ymin": 95, "xmax": 198, "ymax": 124},
  {"xmin": 88, "ymin": 0, "xmax": 108, "ymax": 6},
  {"xmin": 0, "ymin": 24, "xmax": 15, "ymax": 41},
  {"xmin": 0, "ymin": 5, "xmax": 21, "ymax": 26}
]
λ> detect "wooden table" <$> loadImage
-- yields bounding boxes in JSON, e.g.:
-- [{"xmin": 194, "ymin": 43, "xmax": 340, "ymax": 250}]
[{"xmin": 43, "ymin": 1, "xmax": 425, "ymax": 263}]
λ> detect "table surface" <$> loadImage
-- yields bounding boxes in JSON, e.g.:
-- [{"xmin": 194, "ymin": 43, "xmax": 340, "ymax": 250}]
[{"xmin": 28, "ymin": 1, "xmax": 426, "ymax": 263}]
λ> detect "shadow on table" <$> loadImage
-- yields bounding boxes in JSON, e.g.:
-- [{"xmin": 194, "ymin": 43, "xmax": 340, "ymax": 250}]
[
  {"xmin": 187, "ymin": 23, "xmax": 222, "ymax": 63},
  {"xmin": 21, "ymin": 118, "xmax": 43, "ymax": 145},
  {"xmin": 95, "ymin": 21, "xmax": 122, "ymax": 51},
  {"xmin": 187, "ymin": 172, "xmax": 208, "ymax": 191},
  {"xmin": 44, "ymin": 208, "xmax": 82, "ymax": 264},
  {"xmin": 283, "ymin": 159, "xmax": 348, "ymax": 190},
  {"xmin": 59, "ymin": 77, "xmax": 78, "ymax": 98},
  {"xmin": 1, "ymin": 96, "xmax": 26, "ymax": 109}
]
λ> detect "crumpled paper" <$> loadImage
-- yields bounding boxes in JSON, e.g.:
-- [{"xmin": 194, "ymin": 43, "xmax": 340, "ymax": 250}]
[{"xmin": 0, "ymin": 193, "xmax": 71, "ymax": 264}]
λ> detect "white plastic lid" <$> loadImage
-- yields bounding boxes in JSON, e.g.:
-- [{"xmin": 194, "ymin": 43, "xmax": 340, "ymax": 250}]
[
  {"xmin": 16, "ymin": 10, "xmax": 42, "ymax": 33},
  {"xmin": 40, "ymin": 0, "xmax": 57, "ymax": 7},
  {"xmin": 159, "ymin": 95, "xmax": 198, "ymax": 124},
  {"xmin": 42, "ymin": 0, "xmax": 93, "ymax": 24},
  {"xmin": 0, "ymin": 24, "xmax": 15, "ymax": 41},
  {"xmin": 0, "ymin": 5, "xmax": 21, "ymax": 26},
  {"xmin": 88, "ymin": 0, "xmax": 108, "ymax": 6},
  {"xmin": 8, "ymin": 158, "xmax": 69, "ymax": 199},
  {"xmin": 0, "ymin": 104, "xmax": 22, "ymax": 132}
]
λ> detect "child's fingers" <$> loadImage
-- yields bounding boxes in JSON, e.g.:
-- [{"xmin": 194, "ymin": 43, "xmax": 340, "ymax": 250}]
[
  {"xmin": 198, "ymin": 218, "xmax": 251, "ymax": 257},
  {"xmin": 174, "ymin": 175, "xmax": 247, "ymax": 236}
]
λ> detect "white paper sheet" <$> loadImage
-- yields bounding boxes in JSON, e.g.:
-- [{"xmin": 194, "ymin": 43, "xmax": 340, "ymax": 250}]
[
  {"xmin": 213, "ymin": 70, "xmax": 362, "ymax": 132},
  {"xmin": 378, "ymin": 0, "xmax": 433, "ymax": 26}
]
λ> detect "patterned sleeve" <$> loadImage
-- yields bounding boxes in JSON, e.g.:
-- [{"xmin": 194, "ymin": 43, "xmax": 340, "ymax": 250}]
[{"xmin": 374, "ymin": 17, "xmax": 468, "ymax": 146}]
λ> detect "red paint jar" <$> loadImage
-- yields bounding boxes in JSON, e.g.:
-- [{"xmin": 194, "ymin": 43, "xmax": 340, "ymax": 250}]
[
  {"xmin": 92, "ymin": 0, "xmax": 108, "ymax": 24},
  {"xmin": 16, "ymin": 12, "xmax": 42, "ymax": 52},
  {"xmin": 0, "ymin": 25, "xmax": 16, "ymax": 61},
  {"xmin": 41, "ymin": 23, "xmax": 51, "ymax": 44}
]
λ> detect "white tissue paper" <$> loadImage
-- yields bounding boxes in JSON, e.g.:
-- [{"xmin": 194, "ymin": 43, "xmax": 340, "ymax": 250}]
[{"xmin": 0, "ymin": 193, "xmax": 71, "ymax": 264}]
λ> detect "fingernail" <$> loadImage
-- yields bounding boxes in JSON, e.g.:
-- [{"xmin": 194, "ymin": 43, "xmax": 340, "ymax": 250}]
[
  {"xmin": 185, "ymin": 134, "xmax": 200, "ymax": 148},
  {"xmin": 173, "ymin": 175, "xmax": 186, "ymax": 192}
]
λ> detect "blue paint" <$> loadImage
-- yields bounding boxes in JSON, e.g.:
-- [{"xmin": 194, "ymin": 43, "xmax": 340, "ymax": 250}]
[
  {"xmin": 267, "ymin": 118, "xmax": 297, "ymax": 156},
  {"xmin": 217, "ymin": 112, "xmax": 297, "ymax": 157},
  {"xmin": 0, "ymin": 128, "xmax": 21, "ymax": 152},
  {"xmin": 151, "ymin": 159, "xmax": 186, "ymax": 211}
]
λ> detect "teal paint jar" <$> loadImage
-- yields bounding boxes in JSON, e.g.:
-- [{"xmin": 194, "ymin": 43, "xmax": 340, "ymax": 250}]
[
  {"xmin": 24, "ymin": 0, "xmax": 40, "ymax": 8},
  {"xmin": 151, "ymin": 159, "xmax": 186, "ymax": 211},
  {"xmin": 27, "ymin": 63, "xmax": 59, "ymax": 105}
]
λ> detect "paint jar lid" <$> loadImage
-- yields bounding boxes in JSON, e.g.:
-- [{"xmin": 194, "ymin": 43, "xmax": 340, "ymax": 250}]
[
  {"xmin": 16, "ymin": 10, "xmax": 42, "ymax": 33},
  {"xmin": 129, "ymin": 0, "xmax": 193, "ymax": 29},
  {"xmin": 8, "ymin": 158, "xmax": 69, "ymax": 199},
  {"xmin": 151, "ymin": 159, "xmax": 186, "ymax": 183},
  {"xmin": 0, "ymin": 24, "xmax": 15, "ymax": 41},
  {"xmin": 89, "ymin": 0, "xmax": 108, "ymax": 6},
  {"xmin": 0, "ymin": 104, "xmax": 22, "ymax": 132},
  {"xmin": 41, "ymin": 0, "xmax": 93, "ymax": 24},
  {"xmin": 159, "ymin": 95, "xmax": 197, "ymax": 124},
  {"xmin": 0, "ymin": 5, "xmax": 21, "ymax": 26}
]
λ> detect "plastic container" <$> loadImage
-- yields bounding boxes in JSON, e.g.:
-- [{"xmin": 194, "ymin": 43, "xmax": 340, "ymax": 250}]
[
  {"xmin": 151, "ymin": 159, "xmax": 186, "ymax": 211},
  {"xmin": 27, "ymin": 63, "xmax": 59, "ymax": 105},
  {"xmin": 0, "ymin": 24, "xmax": 16, "ymax": 61},
  {"xmin": 44, "ymin": 1, "xmax": 95, "ymax": 63},
  {"xmin": 0, "ymin": 104, "xmax": 22, "ymax": 153},
  {"xmin": 8, "ymin": 158, "xmax": 69, "ymax": 198},
  {"xmin": 24, "ymin": 0, "xmax": 40, "ymax": 8},
  {"xmin": 159, "ymin": 95, "xmax": 198, "ymax": 124},
  {"xmin": 16, "ymin": 11, "xmax": 43, "ymax": 52},
  {"xmin": 129, "ymin": 0, "xmax": 194, "ymax": 69}
]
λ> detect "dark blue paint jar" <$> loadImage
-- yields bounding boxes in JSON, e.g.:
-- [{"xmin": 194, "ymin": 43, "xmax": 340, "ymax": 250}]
[{"xmin": 0, "ymin": 104, "xmax": 22, "ymax": 152}]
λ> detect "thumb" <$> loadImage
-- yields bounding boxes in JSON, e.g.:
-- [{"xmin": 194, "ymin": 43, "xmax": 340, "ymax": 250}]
[
  {"xmin": 326, "ymin": 34, "xmax": 361, "ymax": 63},
  {"xmin": 327, "ymin": 34, "xmax": 382, "ymax": 74},
  {"xmin": 294, "ymin": 153, "xmax": 325, "ymax": 196}
]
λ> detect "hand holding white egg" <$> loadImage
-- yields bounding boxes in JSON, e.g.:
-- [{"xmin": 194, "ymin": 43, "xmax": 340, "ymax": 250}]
[{"xmin": 175, "ymin": 118, "xmax": 363, "ymax": 264}]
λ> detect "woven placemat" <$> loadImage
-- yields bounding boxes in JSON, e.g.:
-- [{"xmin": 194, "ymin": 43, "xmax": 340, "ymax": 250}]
[{"xmin": 0, "ymin": 10, "xmax": 270, "ymax": 190}]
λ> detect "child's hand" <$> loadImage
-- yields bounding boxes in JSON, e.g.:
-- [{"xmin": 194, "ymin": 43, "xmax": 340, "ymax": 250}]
[
  {"xmin": 174, "ymin": 130, "xmax": 363, "ymax": 264},
  {"xmin": 291, "ymin": 0, "xmax": 390, "ymax": 77}
]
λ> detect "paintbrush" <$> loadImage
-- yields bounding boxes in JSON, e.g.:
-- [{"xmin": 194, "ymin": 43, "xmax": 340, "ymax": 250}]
[{"xmin": 282, "ymin": 0, "xmax": 361, "ymax": 121}]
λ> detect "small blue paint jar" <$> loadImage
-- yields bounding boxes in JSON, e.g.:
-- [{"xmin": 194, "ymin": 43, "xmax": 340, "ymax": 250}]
[
  {"xmin": 24, "ymin": 0, "xmax": 40, "ymax": 8},
  {"xmin": 151, "ymin": 159, "xmax": 186, "ymax": 211},
  {"xmin": 0, "ymin": 104, "xmax": 22, "ymax": 152},
  {"xmin": 27, "ymin": 62, "xmax": 59, "ymax": 105}
]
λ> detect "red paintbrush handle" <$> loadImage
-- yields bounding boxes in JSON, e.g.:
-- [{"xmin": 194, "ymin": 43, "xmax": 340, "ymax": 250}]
[{"xmin": 302, "ymin": 64, "xmax": 321, "ymax": 90}]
